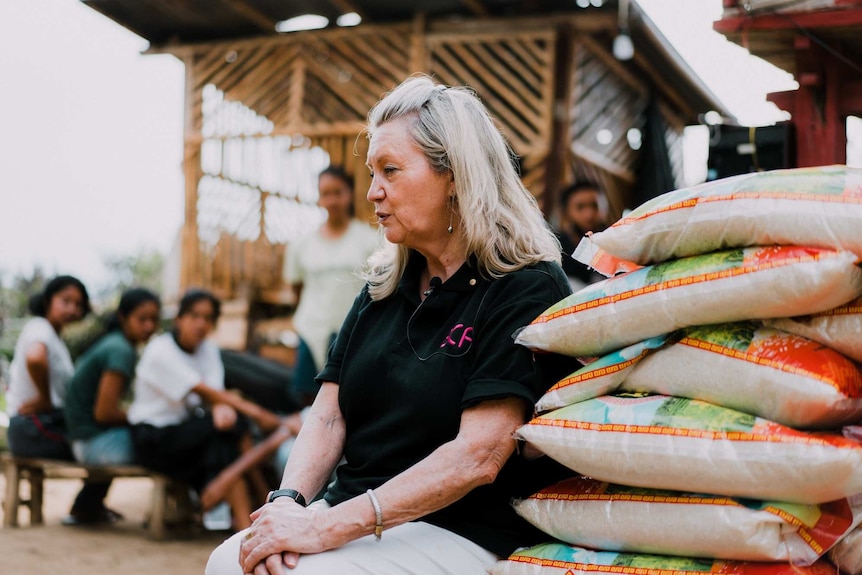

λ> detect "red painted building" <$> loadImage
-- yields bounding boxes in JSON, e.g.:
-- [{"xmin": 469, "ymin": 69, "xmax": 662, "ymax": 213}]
[{"xmin": 715, "ymin": 0, "xmax": 862, "ymax": 167}]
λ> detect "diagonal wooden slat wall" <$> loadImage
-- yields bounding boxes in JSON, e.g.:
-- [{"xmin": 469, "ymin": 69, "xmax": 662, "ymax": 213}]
[
  {"xmin": 427, "ymin": 30, "xmax": 556, "ymax": 203},
  {"xmin": 172, "ymin": 16, "xmax": 691, "ymax": 300}
]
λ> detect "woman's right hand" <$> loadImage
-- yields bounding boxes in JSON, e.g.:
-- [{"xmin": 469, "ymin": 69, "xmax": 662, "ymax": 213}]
[{"xmin": 241, "ymin": 501, "xmax": 327, "ymax": 573}]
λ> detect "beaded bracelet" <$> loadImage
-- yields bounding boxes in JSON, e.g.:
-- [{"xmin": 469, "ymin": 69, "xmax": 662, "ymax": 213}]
[{"xmin": 365, "ymin": 489, "xmax": 383, "ymax": 541}]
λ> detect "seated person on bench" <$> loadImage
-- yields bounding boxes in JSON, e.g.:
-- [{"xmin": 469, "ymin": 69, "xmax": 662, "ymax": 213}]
[
  {"xmin": 128, "ymin": 289, "xmax": 302, "ymax": 531},
  {"xmin": 4, "ymin": 276, "xmax": 116, "ymax": 524},
  {"xmin": 63, "ymin": 288, "xmax": 161, "ymax": 524}
]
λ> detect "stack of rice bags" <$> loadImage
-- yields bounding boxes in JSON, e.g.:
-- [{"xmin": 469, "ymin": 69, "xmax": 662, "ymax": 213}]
[{"xmin": 497, "ymin": 165, "xmax": 862, "ymax": 575}]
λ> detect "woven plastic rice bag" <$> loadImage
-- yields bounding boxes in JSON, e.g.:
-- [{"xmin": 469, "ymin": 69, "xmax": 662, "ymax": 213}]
[
  {"xmin": 535, "ymin": 336, "xmax": 669, "ymax": 413},
  {"xmin": 619, "ymin": 322, "xmax": 862, "ymax": 429},
  {"xmin": 490, "ymin": 542, "xmax": 838, "ymax": 575},
  {"xmin": 829, "ymin": 525, "xmax": 862, "ymax": 575},
  {"xmin": 515, "ymin": 246, "xmax": 862, "ymax": 358},
  {"xmin": 573, "ymin": 165, "xmax": 862, "ymax": 273},
  {"xmin": 766, "ymin": 297, "xmax": 862, "ymax": 363},
  {"xmin": 513, "ymin": 476, "xmax": 862, "ymax": 564},
  {"xmin": 845, "ymin": 426, "xmax": 862, "ymax": 443},
  {"xmin": 516, "ymin": 394, "xmax": 862, "ymax": 504}
]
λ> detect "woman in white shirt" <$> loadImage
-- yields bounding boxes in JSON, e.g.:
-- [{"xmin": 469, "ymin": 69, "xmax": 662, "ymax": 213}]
[
  {"xmin": 128, "ymin": 289, "xmax": 300, "ymax": 531},
  {"xmin": 284, "ymin": 165, "xmax": 379, "ymax": 405},
  {"xmin": 6, "ymin": 275, "xmax": 90, "ymax": 457},
  {"xmin": 4, "ymin": 275, "xmax": 119, "ymax": 523}
]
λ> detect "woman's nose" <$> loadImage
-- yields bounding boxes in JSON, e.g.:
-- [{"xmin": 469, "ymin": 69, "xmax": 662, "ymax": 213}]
[{"xmin": 367, "ymin": 181, "xmax": 383, "ymax": 202}]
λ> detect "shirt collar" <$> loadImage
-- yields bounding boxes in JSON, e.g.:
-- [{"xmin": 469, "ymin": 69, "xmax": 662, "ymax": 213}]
[{"xmin": 397, "ymin": 251, "xmax": 485, "ymax": 300}]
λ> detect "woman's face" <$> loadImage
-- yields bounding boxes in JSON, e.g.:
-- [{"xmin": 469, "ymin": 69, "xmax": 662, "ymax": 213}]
[
  {"xmin": 121, "ymin": 300, "xmax": 160, "ymax": 345},
  {"xmin": 174, "ymin": 299, "xmax": 216, "ymax": 351},
  {"xmin": 366, "ymin": 116, "xmax": 454, "ymax": 251},
  {"xmin": 45, "ymin": 286, "xmax": 85, "ymax": 329},
  {"xmin": 318, "ymin": 173, "xmax": 353, "ymax": 220}
]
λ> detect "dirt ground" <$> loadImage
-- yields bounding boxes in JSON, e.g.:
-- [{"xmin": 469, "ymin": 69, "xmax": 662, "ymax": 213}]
[{"xmin": 1, "ymin": 474, "xmax": 231, "ymax": 575}]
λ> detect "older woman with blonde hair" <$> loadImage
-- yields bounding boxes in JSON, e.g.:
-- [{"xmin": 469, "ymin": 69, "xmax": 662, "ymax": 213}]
[{"xmin": 206, "ymin": 74, "xmax": 574, "ymax": 575}]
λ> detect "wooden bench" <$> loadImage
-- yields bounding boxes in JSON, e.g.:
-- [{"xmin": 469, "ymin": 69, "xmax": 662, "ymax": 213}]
[{"xmin": 1, "ymin": 452, "xmax": 190, "ymax": 539}]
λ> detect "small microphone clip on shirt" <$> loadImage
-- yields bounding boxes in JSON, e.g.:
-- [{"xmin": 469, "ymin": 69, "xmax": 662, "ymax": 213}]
[{"xmin": 423, "ymin": 276, "xmax": 442, "ymax": 297}]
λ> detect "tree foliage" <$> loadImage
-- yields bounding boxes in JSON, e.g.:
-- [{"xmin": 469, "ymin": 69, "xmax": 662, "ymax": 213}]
[
  {"xmin": 99, "ymin": 249, "xmax": 164, "ymax": 304},
  {"xmin": 0, "ymin": 266, "xmax": 47, "ymax": 319}
]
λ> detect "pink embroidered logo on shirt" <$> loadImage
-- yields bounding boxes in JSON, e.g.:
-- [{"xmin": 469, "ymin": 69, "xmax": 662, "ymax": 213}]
[{"xmin": 440, "ymin": 324, "xmax": 473, "ymax": 349}]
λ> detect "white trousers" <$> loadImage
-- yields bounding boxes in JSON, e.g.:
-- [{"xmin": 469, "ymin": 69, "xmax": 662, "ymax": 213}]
[{"xmin": 205, "ymin": 520, "xmax": 498, "ymax": 575}]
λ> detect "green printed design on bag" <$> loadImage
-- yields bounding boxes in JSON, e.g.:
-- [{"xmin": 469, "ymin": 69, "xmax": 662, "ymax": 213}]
[{"xmin": 651, "ymin": 397, "xmax": 756, "ymax": 433}]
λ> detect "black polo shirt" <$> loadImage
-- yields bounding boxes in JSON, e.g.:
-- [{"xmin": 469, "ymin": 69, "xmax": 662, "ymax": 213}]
[{"xmin": 318, "ymin": 253, "xmax": 577, "ymax": 556}]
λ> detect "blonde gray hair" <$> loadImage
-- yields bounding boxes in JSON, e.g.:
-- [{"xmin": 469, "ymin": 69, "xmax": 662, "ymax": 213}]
[{"xmin": 363, "ymin": 75, "xmax": 561, "ymax": 300}]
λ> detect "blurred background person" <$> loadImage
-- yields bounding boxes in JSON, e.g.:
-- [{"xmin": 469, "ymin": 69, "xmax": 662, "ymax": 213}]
[
  {"xmin": 128, "ymin": 289, "xmax": 300, "ymax": 531},
  {"xmin": 63, "ymin": 288, "xmax": 161, "ymax": 524},
  {"xmin": 283, "ymin": 165, "xmax": 378, "ymax": 408},
  {"xmin": 3, "ymin": 275, "xmax": 114, "ymax": 522},
  {"xmin": 556, "ymin": 181, "xmax": 608, "ymax": 290}
]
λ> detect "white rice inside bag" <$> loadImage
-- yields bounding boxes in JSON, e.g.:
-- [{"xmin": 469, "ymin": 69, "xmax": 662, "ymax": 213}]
[
  {"xmin": 766, "ymin": 298, "xmax": 862, "ymax": 363},
  {"xmin": 513, "ymin": 476, "xmax": 862, "ymax": 564},
  {"xmin": 515, "ymin": 246, "xmax": 862, "ymax": 358},
  {"xmin": 573, "ymin": 165, "xmax": 862, "ymax": 271},
  {"xmin": 620, "ymin": 322, "xmax": 862, "ymax": 429},
  {"xmin": 535, "ymin": 335, "xmax": 669, "ymax": 413},
  {"xmin": 829, "ymin": 525, "xmax": 862, "ymax": 575},
  {"xmin": 490, "ymin": 542, "xmax": 838, "ymax": 575},
  {"xmin": 516, "ymin": 394, "xmax": 862, "ymax": 504}
]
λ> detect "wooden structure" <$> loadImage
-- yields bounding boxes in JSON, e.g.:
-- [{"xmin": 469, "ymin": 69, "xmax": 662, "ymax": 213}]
[
  {"xmin": 2, "ymin": 452, "xmax": 186, "ymax": 539},
  {"xmin": 82, "ymin": 0, "xmax": 728, "ymax": 302},
  {"xmin": 715, "ymin": 0, "xmax": 862, "ymax": 167}
]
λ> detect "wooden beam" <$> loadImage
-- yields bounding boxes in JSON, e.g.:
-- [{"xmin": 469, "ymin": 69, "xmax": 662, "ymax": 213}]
[
  {"xmin": 542, "ymin": 25, "xmax": 572, "ymax": 219},
  {"xmin": 571, "ymin": 142, "xmax": 636, "ymax": 184},
  {"xmin": 219, "ymin": 0, "xmax": 278, "ymax": 34},
  {"xmin": 148, "ymin": 22, "xmax": 412, "ymax": 57},
  {"xmin": 426, "ymin": 13, "xmax": 615, "ymax": 35},
  {"xmin": 410, "ymin": 12, "xmax": 427, "ymax": 72},
  {"xmin": 327, "ymin": 0, "xmax": 367, "ymax": 20},
  {"xmin": 457, "ymin": 0, "xmax": 490, "ymax": 17},
  {"xmin": 287, "ymin": 57, "xmax": 306, "ymax": 132},
  {"xmin": 578, "ymin": 35, "xmax": 648, "ymax": 97},
  {"xmin": 181, "ymin": 53, "xmax": 203, "ymax": 291},
  {"xmin": 630, "ymin": 49, "xmax": 698, "ymax": 122}
]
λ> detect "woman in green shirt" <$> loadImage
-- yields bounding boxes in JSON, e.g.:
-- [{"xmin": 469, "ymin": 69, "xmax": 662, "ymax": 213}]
[{"xmin": 64, "ymin": 287, "xmax": 160, "ymax": 523}]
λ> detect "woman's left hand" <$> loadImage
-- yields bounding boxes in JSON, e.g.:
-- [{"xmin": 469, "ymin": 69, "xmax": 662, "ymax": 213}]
[{"xmin": 239, "ymin": 501, "xmax": 326, "ymax": 574}]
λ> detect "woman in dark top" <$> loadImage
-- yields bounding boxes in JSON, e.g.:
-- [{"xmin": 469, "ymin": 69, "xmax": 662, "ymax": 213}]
[{"xmin": 207, "ymin": 75, "xmax": 574, "ymax": 575}]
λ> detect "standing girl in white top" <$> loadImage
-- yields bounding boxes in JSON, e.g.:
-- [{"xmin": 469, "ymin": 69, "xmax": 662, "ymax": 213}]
[{"xmin": 284, "ymin": 165, "xmax": 378, "ymax": 406}]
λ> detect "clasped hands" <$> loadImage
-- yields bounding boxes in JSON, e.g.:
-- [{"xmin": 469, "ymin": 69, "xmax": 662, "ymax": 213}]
[{"xmin": 239, "ymin": 499, "xmax": 325, "ymax": 575}]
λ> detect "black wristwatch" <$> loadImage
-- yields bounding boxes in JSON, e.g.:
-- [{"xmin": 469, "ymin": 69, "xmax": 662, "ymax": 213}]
[{"xmin": 267, "ymin": 488, "xmax": 307, "ymax": 507}]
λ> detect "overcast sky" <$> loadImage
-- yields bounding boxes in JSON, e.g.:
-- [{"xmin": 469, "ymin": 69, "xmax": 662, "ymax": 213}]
[{"xmin": 0, "ymin": 0, "xmax": 849, "ymax": 293}]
